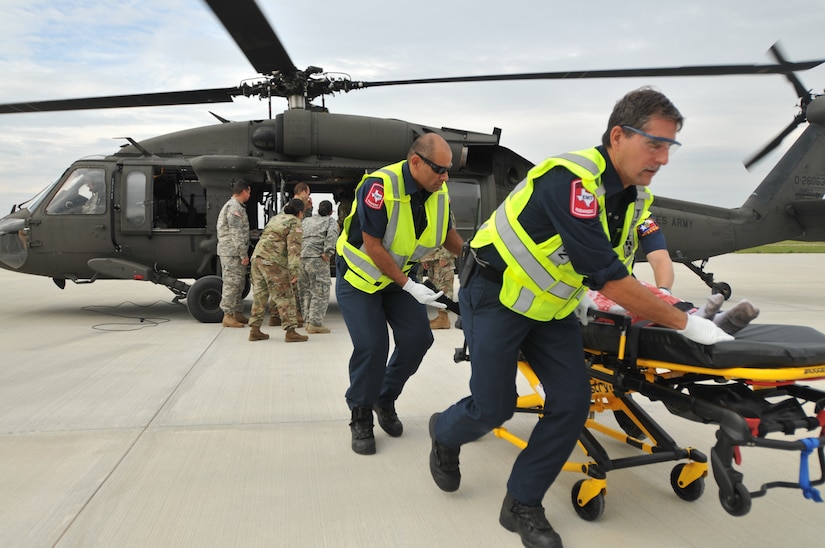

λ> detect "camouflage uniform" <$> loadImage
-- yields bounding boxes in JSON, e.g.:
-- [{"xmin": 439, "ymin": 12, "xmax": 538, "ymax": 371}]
[
  {"xmin": 81, "ymin": 186, "xmax": 105, "ymax": 214},
  {"xmin": 420, "ymin": 210, "xmax": 457, "ymax": 299},
  {"xmin": 300, "ymin": 214, "xmax": 339, "ymax": 326},
  {"xmin": 420, "ymin": 246, "xmax": 456, "ymax": 299},
  {"xmin": 217, "ymin": 196, "xmax": 250, "ymax": 315},
  {"xmin": 250, "ymin": 212, "xmax": 303, "ymax": 329}
]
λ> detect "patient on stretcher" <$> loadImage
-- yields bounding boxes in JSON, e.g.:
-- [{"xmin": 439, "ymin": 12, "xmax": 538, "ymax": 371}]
[{"xmin": 588, "ymin": 281, "xmax": 760, "ymax": 334}]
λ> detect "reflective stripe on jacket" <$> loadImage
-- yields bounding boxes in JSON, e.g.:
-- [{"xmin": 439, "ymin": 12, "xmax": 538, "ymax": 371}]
[
  {"xmin": 336, "ymin": 161, "xmax": 450, "ymax": 293},
  {"xmin": 471, "ymin": 148, "xmax": 653, "ymax": 320}
]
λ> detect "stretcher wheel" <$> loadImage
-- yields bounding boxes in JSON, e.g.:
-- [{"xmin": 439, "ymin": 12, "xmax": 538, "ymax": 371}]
[
  {"xmin": 719, "ymin": 483, "xmax": 751, "ymax": 517},
  {"xmin": 571, "ymin": 479, "xmax": 605, "ymax": 521},
  {"xmin": 670, "ymin": 463, "xmax": 705, "ymax": 501}
]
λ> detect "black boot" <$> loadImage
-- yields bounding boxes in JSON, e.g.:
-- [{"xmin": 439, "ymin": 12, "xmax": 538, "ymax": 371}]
[
  {"xmin": 350, "ymin": 406, "xmax": 376, "ymax": 455},
  {"xmin": 428, "ymin": 413, "xmax": 460, "ymax": 491},
  {"xmin": 373, "ymin": 402, "xmax": 403, "ymax": 437},
  {"xmin": 499, "ymin": 492, "xmax": 563, "ymax": 548}
]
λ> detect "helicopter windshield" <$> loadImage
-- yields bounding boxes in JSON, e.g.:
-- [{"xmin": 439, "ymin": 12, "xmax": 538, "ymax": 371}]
[{"xmin": 44, "ymin": 168, "xmax": 106, "ymax": 215}]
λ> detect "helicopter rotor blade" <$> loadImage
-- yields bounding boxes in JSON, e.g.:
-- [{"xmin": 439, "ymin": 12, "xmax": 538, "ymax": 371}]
[
  {"xmin": 0, "ymin": 88, "xmax": 240, "ymax": 114},
  {"xmin": 769, "ymin": 43, "xmax": 811, "ymax": 103},
  {"xmin": 744, "ymin": 113, "xmax": 806, "ymax": 170},
  {"xmin": 203, "ymin": 0, "xmax": 297, "ymax": 77},
  {"xmin": 355, "ymin": 60, "xmax": 825, "ymax": 89},
  {"xmin": 743, "ymin": 44, "xmax": 816, "ymax": 170}
]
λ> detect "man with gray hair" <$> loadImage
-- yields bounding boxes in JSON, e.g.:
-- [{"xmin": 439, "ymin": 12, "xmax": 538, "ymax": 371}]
[{"xmin": 428, "ymin": 87, "xmax": 732, "ymax": 547}]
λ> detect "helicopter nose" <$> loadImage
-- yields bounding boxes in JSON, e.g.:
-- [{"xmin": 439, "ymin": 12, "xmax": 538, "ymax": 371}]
[{"xmin": 0, "ymin": 216, "xmax": 28, "ymax": 270}]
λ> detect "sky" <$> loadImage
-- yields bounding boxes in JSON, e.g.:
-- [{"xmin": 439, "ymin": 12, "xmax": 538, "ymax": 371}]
[{"xmin": 1, "ymin": 0, "xmax": 824, "ymax": 216}]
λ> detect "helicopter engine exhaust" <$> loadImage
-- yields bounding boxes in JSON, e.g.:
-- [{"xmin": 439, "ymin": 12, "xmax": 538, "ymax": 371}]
[{"xmin": 253, "ymin": 110, "xmax": 446, "ymax": 164}]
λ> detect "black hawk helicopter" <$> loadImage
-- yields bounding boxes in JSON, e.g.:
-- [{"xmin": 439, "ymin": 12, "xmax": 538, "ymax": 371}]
[{"xmin": 0, "ymin": 0, "xmax": 823, "ymax": 321}]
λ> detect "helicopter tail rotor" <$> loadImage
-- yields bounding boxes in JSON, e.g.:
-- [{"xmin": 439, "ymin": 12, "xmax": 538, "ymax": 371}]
[{"xmin": 745, "ymin": 43, "xmax": 817, "ymax": 170}]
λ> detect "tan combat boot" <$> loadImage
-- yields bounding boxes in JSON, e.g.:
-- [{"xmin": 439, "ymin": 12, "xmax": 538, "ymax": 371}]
[
  {"xmin": 222, "ymin": 313, "xmax": 244, "ymax": 328},
  {"xmin": 235, "ymin": 312, "xmax": 249, "ymax": 324},
  {"xmin": 429, "ymin": 310, "xmax": 451, "ymax": 330},
  {"xmin": 248, "ymin": 325, "xmax": 270, "ymax": 341},
  {"xmin": 306, "ymin": 323, "xmax": 330, "ymax": 334},
  {"xmin": 296, "ymin": 311, "xmax": 304, "ymax": 328},
  {"xmin": 269, "ymin": 315, "xmax": 281, "ymax": 327},
  {"xmin": 285, "ymin": 327, "xmax": 308, "ymax": 342}
]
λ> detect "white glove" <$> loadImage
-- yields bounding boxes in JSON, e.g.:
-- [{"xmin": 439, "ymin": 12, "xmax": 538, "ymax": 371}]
[
  {"xmin": 402, "ymin": 278, "xmax": 446, "ymax": 309},
  {"xmin": 677, "ymin": 314, "xmax": 734, "ymax": 345},
  {"xmin": 575, "ymin": 294, "xmax": 597, "ymax": 326}
]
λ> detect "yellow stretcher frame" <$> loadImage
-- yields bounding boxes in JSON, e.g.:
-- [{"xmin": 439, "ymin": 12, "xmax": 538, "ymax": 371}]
[
  {"xmin": 489, "ymin": 313, "xmax": 825, "ymax": 521},
  {"xmin": 493, "ymin": 359, "xmax": 709, "ymax": 521}
]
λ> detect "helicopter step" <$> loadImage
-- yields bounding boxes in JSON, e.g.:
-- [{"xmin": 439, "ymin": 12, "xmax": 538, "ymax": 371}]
[{"xmin": 88, "ymin": 257, "xmax": 162, "ymax": 282}]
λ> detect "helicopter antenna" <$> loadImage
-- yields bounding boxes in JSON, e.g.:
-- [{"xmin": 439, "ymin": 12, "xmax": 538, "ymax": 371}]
[
  {"xmin": 116, "ymin": 137, "xmax": 153, "ymax": 157},
  {"xmin": 209, "ymin": 111, "xmax": 231, "ymax": 123}
]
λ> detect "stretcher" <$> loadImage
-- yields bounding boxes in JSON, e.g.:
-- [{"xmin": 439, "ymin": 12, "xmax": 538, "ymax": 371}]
[{"xmin": 453, "ymin": 308, "xmax": 825, "ymax": 521}]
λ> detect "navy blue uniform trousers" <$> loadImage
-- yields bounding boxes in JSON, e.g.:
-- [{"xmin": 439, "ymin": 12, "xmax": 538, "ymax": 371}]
[
  {"xmin": 336, "ymin": 260, "xmax": 434, "ymax": 410},
  {"xmin": 434, "ymin": 270, "xmax": 591, "ymax": 506}
]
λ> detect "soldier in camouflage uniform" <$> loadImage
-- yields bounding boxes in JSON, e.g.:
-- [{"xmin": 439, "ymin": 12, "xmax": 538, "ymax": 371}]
[
  {"xmin": 420, "ymin": 210, "xmax": 457, "ymax": 329},
  {"xmin": 248, "ymin": 198, "xmax": 309, "ymax": 343},
  {"xmin": 270, "ymin": 182, "xmax": 312, "ymax": 326},
  {"xmin": 300, "ymin": 200, "xmax": 339, "ymax": 333},
  {"xmin": 217, "ymin": 180, "xmax": 252, "ymax": 328}
]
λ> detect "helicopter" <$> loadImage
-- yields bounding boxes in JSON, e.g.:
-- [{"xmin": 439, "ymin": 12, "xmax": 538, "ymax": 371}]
[{"xmin": 0, "ymin": 0, "xmax": 823, "ymax": 321}]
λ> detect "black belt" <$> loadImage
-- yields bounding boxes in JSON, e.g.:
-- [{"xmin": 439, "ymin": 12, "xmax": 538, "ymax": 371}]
[{"xmin": 472, "ymin": 251, "xmax": 503, "ymax": 284}]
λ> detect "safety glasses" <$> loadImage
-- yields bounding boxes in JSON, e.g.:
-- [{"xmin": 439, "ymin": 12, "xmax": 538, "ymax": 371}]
[
  {"xmin": 415, "ymin": 152, "xmax": 452, "ymax": 175},
  {"xmin": 622, "ymin": 125, "xmax": 681, "ymax": 154}
]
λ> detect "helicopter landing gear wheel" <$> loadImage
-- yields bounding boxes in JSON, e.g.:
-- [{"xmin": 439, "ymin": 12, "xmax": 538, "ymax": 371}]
[
  {"xmin": 670, "ymin": 463, "xmax": 705, "ymax": 501},
  {"xmin": 719, "ymin": 483, "xmax": 751, "ymax": 516},
  {"xmin": 711, "ymin": 282, "xmax": 732, "ymax": 301},
  {"xmin": 187, "ymin": 275, "xmax": 224, "ymax": 323},
  {"xmin": 571, "ymin": 479, "xmax": 605, "ymax": 521}
]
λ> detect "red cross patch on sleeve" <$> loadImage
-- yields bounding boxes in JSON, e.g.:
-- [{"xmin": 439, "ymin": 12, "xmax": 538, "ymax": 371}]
[
  {"xmin": 364, "ymin": 182, "xmax": 385, "ymax": 210},
  {"xmin": 570, "ymin": 179, "xmax": 598, "ymax": 219}
]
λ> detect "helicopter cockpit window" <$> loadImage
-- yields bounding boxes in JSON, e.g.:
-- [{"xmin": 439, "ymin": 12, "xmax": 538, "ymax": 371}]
[{"xmin": 45, "ymin": 168, "xmax": 106, "ymax": 215}]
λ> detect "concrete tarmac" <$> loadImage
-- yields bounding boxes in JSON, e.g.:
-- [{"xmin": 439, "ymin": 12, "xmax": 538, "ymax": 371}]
[{"xmin": 1, "ymin": 254, "xmax": 824, "ymax": 547}]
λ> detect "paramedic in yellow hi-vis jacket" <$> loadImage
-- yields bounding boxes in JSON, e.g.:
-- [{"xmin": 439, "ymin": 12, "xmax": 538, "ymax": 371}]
[
  {"xmin": 428, "ymin": 87, "xmax": 733, "ymax": 548},
  {"xmin": 336, "ymin": 133, "xmax": 464, "ymax": 456}
]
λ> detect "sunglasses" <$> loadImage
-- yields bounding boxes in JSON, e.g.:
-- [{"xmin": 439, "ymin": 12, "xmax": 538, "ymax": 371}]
[
  {"xmin": 622, "ymin": 125, "xmax": 681, "ymax": 154},
  {"xmin": 415, "ymin": 152, "xmax": 452, "ymax": 175}
]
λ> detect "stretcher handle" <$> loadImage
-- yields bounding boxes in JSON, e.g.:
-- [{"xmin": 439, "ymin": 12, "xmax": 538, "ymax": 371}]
[
  {"xmin": 587, "ymin": 309, "xmax": 633, "ymax": 331},
  {"xmin": 423, "ymin": 280, "xmax": 461, "ymax": 315}
]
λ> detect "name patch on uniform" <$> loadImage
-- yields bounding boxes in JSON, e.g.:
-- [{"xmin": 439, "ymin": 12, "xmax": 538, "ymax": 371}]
[
  {"xmin": 365, "ymin": 182, "xmax": 385, "ymax": 210},
  {"xmin": 638, "ymin": 218, "xmax": 660, "ymax": 237},
  {"xmin": 570, "ymin": 180, "xmax": 597, "ymax": 218}
]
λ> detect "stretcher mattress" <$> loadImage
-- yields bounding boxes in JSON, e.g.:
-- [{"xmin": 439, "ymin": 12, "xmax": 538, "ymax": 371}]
[{"xmin": 581, "ymin": 323, "xmax": 825, "ymax": 370}]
